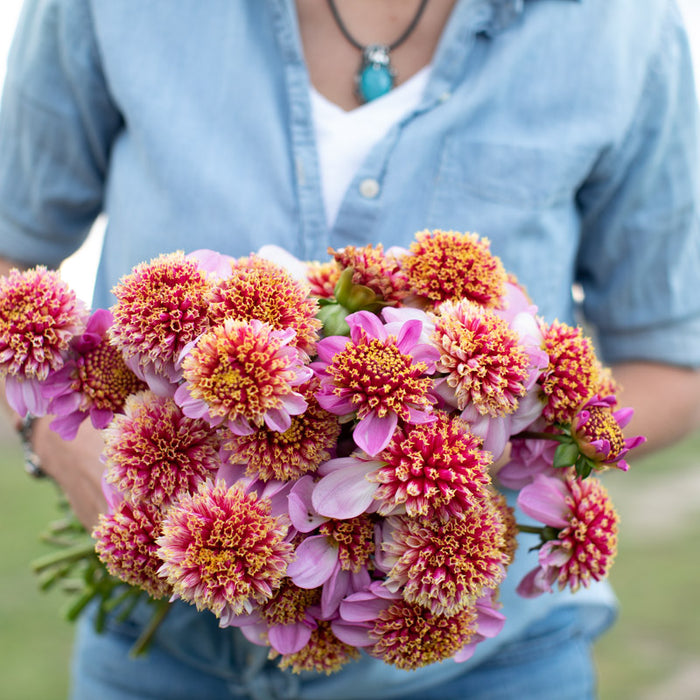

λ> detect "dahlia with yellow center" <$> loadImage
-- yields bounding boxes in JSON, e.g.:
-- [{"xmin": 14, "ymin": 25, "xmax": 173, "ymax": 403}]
[
  {"xmin": 41, "ymin": 308, "xmax": 146, "ymax": 439},
  {"xmin": 176, "ymin": 318, "xmax": 311, "ymax": 435},
  {"xmin": 0, "ymin": 266, "xmax": 87, "ymax": 381},
  {"xmin": 93, "ymin": 500, "xmax": 171, "ymax": 600},
  {"xmin": 273, "ymin": 620, "xmax": 360, "ymax": 675},
  {"xmin": 319, "ymin": 515, "xmax": 375, "ymax": 574},
  {"xmin": 432, "ymin": 300, "xmax": 532, "ymax": 416},
  {"xmin": 382, "ymin": 501, "xmax": 509, "ymax": 615},
  {"xmin": 259, "ymin": 579, "xmax": 322, "ymax": 628},
  {"xmin": 570, "ymin": 394, "xmax": 645, "ymax": 472},
  {"xmin": 369, "ymin": 599, "xmax": 478, "ymax": 670},
  {"xmin": 331, "ymin": 244, "xmax": 410, "ymax": 305},
  {"xmin": 223, "ymin": 380, "xmax": 341, "ymax": 482},
  {"xmin": 401, "ymin": 230, "xmax": 507, "ymax": 308},
  {"xmin": 0, "ymin": 266, "xmax": 88, "ymax": 416},
  {"xmin": 110, "ymin": 251, "xmax": 212, "ymax": 377},
  {"xmin": 369, "ymin": 412, "xmax": 492, "ymax": 521},
  {"xmin": 208, "ymin": 254, "xmax": 321, "ymax": 355},
  {"xmin": 313, "ymin": 311, "xmax": 438, "ymax": 456},
  {"xmin": 517, "ymin": 472, "xmax": 619, "ymax": 596},
  {"xmin": 104, "ymin": 391, "xmax": 221, "ymax": 508},
  {"xmin": 307, "ymin": 260, "xmax": 342, "ymax": 299},
  {"xmin": 538, "ymin": 320, "xmax": 600, "ymax": 424},
  {"xmin": 157, "ymin": 481, "xmax": 294, "ymax": 622}
]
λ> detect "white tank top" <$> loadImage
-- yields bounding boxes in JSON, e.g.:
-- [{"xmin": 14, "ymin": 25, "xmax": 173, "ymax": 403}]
[{"xmin": 309, "ymin": 66, "xmax": 431, "ymax": 228}]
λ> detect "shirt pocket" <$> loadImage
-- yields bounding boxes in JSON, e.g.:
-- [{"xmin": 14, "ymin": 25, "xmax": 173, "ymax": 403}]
[{"xmin": 429, "ymin": 137, "xmax": 595, "ymax": 220}]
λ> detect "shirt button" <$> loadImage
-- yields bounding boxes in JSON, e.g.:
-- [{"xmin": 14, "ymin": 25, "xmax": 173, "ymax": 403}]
[{"xmin": 359, "ymin": 178, "xmax": 380, "ymax": 199}]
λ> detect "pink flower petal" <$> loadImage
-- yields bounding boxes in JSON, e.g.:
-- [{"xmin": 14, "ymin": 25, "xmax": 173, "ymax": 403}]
[
  {"xmin": 288, "ymin": 476, "xmax": 327, "ymax": 532},
  {"xmin": 264, "ymin": 407, "xmax": 292, "ymax": 433},
  {"xmin": 49, "ymin": 410, "xmax": 87, "ymax": 440},
  {"xmin": 187, "ymin": 249, "xmax": 235, "ymax": 279},
  {"xmin": 315, "ymin": 336, "xmax": 351, "ymax": 364},
  {"xmin": 353, "ymin": 411, "xmax": 398, "ymax": 456},
  {"xmin": 331, "ymin": 620, "xmax": 373, "ymax": 647},
  {"xmin": 339, "ymin": 592, "xmax": 390, "ymax": 623},
  {"xmin": 90, "ymin": 408, "xmax": 114, "ymax": 430},
  {"xmin": 347, "ymin": 310, "xmax": 387, "ymax": 343},
  {"xmin": 517, "ymin": 475, "xmax": 569, "ymax": 529},
  {"xmin": 394, "ymin": 319, "xmax": 423, "ymax": 354},
  {"xmin": 268, "ymin": 622, "xmax": 313, "ymax": 654},
  {"xmin": 315, "ymin": 392, "xmax": 355, "ymax": 415},
  {"xmin": 311, "ymin": 461, "xmax": 379, "ymax": 520},
  {"xmin": 322, "ymin": 566, "xmax": 350, "ymax": 618},
  {"xmin": 286, "ymin": 535, "xmax": 338, "ymax": 588}
]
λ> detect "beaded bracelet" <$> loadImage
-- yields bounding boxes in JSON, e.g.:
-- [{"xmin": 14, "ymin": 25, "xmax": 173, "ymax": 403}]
[{"xmin": 17, "ymin": 414, "xmax": 46, "ymax": 478}]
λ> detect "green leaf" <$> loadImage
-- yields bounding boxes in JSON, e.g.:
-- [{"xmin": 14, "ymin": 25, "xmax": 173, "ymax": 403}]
[{"xmin": 553, "ymin": 441, "xmax": 580, "ymax": 469}]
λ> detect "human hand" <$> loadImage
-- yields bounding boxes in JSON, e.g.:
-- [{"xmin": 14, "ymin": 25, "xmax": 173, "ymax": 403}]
[{"xmin": 32, "ymin": 417, "xmax": 107, "ymax": 530}]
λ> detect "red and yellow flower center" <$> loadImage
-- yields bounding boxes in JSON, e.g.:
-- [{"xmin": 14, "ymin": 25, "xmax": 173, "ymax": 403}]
[
  {"xmin": 433, "ymin": 300, "xmax": 531, "ymax": 416},
  {"xmin": 0, "ymin": 266, "xmax": 86, "ymax": 379},
  {"xmin": 110, "ymin": 252, "xmax": 212, "ymax": 367},
  {"xmin": 384, "ymin": 501, "xmax": 508, "ymax": 615},
  {"xmin": 370, "ymin": 599, "xmax": 478, "ymax": 670},
  {"xmin": 104, "ymin": 391, "xmax": 221, "ymax": 507},
  {"xmin": 306, "ymin": 260, "xmax": 341, "ymax": 299},
  {"xmin": 224, "ymin": 382, "xmax": 341, "ymax": 481},
  {"xmin": 274, "ymin": 621, "xmax": 360, "ymax": 675},
  {"xmin": 331, "ymin": 244, "xmax": 410, "ymax": 305},
  {"xmin": 94, "ymin": 500, "xmax": 171, "ymax": 600},
  {"xmin": 157, "ymin": 482, "xmax": 293, "ymax": 617},
  {"xmin": 554, "ymin": 476, "xmax": 618, "ymax": 592},
  {"xmin": 401, "ymin": 230, "xmax": 507, "ymax": 308},
  {"xmin": 319, "ymin": 515, "xmax": 375, "ymax": 573},
  {"xmin": 260, "ymin": 579, "xmax": 321, "ymax": 626},
  {"xmin": 208, "ymin": 256, "xmax": 321, "ymax": 355},
  {"xmin": 74, "ymin": 337, "xmax": 146, "ymax": 411},
  {"xmin": 573, "ymin": 406, "xmax": 626, "ymax": 462},
  {"xmin": 326, "ymin": 335, "xmax": 432, "ymax": 421},
  {"xmin": 539, "ymin": 321, "xmax": 600, "ymax": 424},
  {"xmin": 182, "ymin": 319, "xmax": 302, "ymax": 426},
  {"xmin": 371, "ymin": 413, "xmax": 492, "ymax": 521}
]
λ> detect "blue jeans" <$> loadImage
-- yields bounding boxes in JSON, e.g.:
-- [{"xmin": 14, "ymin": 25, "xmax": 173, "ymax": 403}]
[{"xmin": 71, "ymin": 603, "xmax": 606, "ymax": 700}]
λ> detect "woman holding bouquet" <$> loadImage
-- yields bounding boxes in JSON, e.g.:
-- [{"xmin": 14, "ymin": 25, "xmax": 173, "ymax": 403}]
[{"xmin": 1, "ymin": 0, "xmax": 700, "ymax": 698}]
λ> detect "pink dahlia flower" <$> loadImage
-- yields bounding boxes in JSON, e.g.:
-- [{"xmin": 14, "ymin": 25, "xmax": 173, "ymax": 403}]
[
  {"xmin": 287, "ymin": 475, "xmax": 374, "ymax": 617},
  {"xmin": 0, "ymin": 266, "xmax": 88, "ymax": 416},
  {"xmin": 93, "ymin": 499, "xmax": 171, "ymax": 599},
  {"xmin": 226, "ymin": 578, "xmax": 324, "ymax": 655},
  {"xmin": 110, "ymin": 251, "xmax": 213, "ymax": 389},
  {"xmin": 40, "ymin": 309, "xmax": 146, "ymax": 439},
  {"xmin": 571, "ymin": 394, "xmax": 645, "ymax": 472},
  {"xmin": 157, "ymin": 481, "xmax": 294, "ymax": 625},
  {"xmin": 312, "ymin": 310, "xmax": 439, "ymax": 456},
  {"xmin": 335, "ymin": 581, "xmax": 479, "ymax": 670},
  {"xmin": 103, "ymin": 390, "xmax": 221, "ymax": 508},
  {"xmin": 517, "ymin": 472, "xmax": 619, "ymax": 596},
  {"xmin": 175, "ymin": 318, "xmax": 312, "ymax": 435},
  {"xmin": 379, "ymin": 503, "xmax": 509, "ymax": 616}
]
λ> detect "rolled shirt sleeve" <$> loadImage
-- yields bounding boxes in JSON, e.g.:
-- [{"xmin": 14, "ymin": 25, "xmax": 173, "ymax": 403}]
[
  {"xmin": 0, "ymin": 0, "xmax": 122, "ymax": 267},
  {"xmin": 575, "ymin": 0, "xmax": 700, "ymax": 368}
]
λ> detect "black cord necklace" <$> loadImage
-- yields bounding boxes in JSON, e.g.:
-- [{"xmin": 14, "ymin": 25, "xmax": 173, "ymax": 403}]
[{"xmin": 327, "ymin": 0, "xmax": 430, "ymax": 104}]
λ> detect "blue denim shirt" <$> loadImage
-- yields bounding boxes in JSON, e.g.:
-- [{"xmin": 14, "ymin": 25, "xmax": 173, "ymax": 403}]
[{"xmin": 1, "ymin": 0, "xmax": 699, "ymax": 698}]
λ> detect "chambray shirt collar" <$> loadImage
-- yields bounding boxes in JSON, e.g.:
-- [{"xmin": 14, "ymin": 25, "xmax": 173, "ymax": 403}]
[{"xmin": 484, "ymin": 0, "xmax": 583, "ymax": 36}]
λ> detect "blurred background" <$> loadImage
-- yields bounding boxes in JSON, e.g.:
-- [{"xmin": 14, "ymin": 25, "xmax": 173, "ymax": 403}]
[{"xmin": 1, "ymin": 2, "xmax": 699, "ymax": 698}]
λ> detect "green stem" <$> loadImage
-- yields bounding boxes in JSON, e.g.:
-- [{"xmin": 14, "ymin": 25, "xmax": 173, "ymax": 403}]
[
  {"xmin": 31, "ymin": 540, "xmax": 96, "ymax": 574},
  {"xmin": 512, "ymin": 430, "xmax": 566, "ymax": 442},
  {"xmin": 129, "ymin": 599, "xmax": 172, "ymax": 658},
  {"xmin": 517, "ymin": 523, "xmax": 546, "ymax": 535}
]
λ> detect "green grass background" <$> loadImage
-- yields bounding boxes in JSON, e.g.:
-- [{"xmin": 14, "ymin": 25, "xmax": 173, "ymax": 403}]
[{"xmin": 1, "ymin": 427, "xmax": 698, "ymax": 700}]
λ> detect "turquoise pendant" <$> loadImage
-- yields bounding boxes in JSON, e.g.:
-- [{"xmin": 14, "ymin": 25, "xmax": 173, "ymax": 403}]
[{"xmin": 355, "ymin": 45, "xmax": 395, "ymax": 104}]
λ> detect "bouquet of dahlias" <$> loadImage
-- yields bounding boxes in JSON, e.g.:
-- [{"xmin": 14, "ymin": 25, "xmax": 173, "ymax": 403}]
[{"xmin": 0, "ymin": 230, "xmax": 644, "ymax": 672}]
